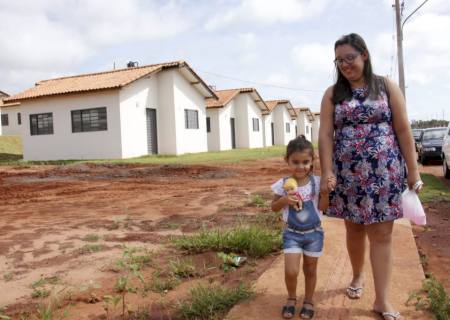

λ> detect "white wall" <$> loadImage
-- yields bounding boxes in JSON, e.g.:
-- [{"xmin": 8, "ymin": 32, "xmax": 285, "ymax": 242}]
[
  {"xmin": 0, "ymin": 105, "xmax": 22, "ymax": 135},
  {"xmin": 119, "ymin": 75, "xmax": 158, "ymax": 158},
  {"xmin": 21, "ymin": 91, "xmax": 122, "ymax": 161},
  {"xmin": 244, "ymin": 94, "xmax": 264, "ymax": 148},
  {"xmin": 172, "ymin": 70, "xmax": 208, "ymax": 155},
  {"xmin": 272, "ymin": 104, "xmax": 293, "ymax": 145},
  {"xmin": 312, "ymin": 117, "xmax": 320, "ymax": 144},
  {"xmin": 206, "ymin": 108, "xmax": 220, "ymax": 151},
  {"xmin": 262, "ymin": 113, "xmax": 273, "ymax": 147}
]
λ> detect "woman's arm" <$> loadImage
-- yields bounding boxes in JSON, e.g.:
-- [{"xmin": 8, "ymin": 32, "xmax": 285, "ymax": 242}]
[
  {"xmin": 319, "ymin": 86, "xmax": 336, "ymax": 193},
  {"xmin": 385, "ymin": 77, "xmax": 421, "ymax": 189}
]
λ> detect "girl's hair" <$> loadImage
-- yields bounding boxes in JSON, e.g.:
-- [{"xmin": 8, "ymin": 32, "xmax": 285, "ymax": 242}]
[
  {"xmin": 332, "ymin": 33, "xmax": 381, "ymax": 104},
  {"xmin": 286, "ymin": 135, "xmax": 314, "ymax": 159}
]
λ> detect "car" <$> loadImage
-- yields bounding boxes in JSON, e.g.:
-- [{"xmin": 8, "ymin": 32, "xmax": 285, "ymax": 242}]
[
  {"xmin": 412, "ymin": 129, "xmax": 423, "ymax": 151},
  {"xmin": 417, "ymin": 127, "xmax": 447, "ymax": 165},
  {"xmin": 442, "ymin": 122, "xmax": 450, "ymax": 179}
]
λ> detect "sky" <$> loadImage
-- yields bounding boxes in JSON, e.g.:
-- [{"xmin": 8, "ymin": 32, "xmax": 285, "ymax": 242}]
[{"xmin": 0, "ymin": 0, "xmax": 449, "ymax": 121}]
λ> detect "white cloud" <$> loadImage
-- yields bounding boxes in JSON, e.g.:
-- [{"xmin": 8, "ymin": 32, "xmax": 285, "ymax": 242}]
[
  {"xmin": 0, "ymin": 0, "xmax": 192, "ymax": 91},
  {"xmin": 205, "ymin": 0, "xmax": 329, "ymax": 31},
  {"xmin": 291, "ymin": 42, "xmax": 334, "ymax": 74}
]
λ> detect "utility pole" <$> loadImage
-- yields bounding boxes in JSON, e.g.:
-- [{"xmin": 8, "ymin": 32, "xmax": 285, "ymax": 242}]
[{"xmin": 394, "ymin": 0, "xmax": 406, "ymax": 98}]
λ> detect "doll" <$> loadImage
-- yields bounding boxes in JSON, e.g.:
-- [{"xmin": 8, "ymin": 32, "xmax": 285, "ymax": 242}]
[{"xmin": 283, "ymin": 177, "xmax": 303, "ymax": 211}]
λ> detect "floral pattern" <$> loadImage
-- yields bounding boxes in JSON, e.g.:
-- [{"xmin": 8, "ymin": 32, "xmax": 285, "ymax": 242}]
[{"xmin": 326, "ymin": 85, "xmax": 406, "ymax": 224}]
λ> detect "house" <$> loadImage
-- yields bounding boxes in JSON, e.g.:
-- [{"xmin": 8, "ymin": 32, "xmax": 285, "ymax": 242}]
[
  {"xmin": 3, "ymin": 61, "xmax": 217, "ymax": 161},
  {"xmin": 205, "ymin": 88, "xmax": 269, "ymax": 151},
  {"xmin": 264, "ymin": 100, "xmax": 297, "ymax": 146},
  {"xmin": 311, "ymin": 112, "xmax": 320, "ymax": 144},
  {"xmin": 0, "ymin": 90, "xmax": 22, "ymax": 136},
  {"xmin": 294, "ymin": 107, "xmax": 315, "ymax": 142}
]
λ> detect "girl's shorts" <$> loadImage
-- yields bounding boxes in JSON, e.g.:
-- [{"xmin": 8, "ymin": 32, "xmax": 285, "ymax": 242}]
[{"xmin": 282, "ymin": 227, "xmax": 324, "ymax": 257}]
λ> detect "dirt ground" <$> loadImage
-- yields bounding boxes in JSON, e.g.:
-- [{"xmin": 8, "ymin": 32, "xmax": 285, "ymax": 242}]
[
  {"xmin": 412, "ymin": 161, "xmax": 450, "ymax": 290},
  {"xmin": 0, "ymin": 159, "xmax": 291, "ymax": 319},
  {"xmin": 0, "ymin": 158, "xmax": 448, "ymax": 319}
]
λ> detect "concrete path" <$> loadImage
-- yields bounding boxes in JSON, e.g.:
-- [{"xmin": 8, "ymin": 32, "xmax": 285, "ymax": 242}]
[{"xmin": 226, "ymin": 217, "xmax": 431, "ymax": 319}]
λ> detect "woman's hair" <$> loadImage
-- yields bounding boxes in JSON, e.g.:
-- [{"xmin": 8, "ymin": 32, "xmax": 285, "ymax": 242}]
[
  {"xmin": 286, "ymin": 135, "xmax": 314, "ymax": 159},
  {"xmin": 332, "ymin": 33, "xmax": 381, "ymax": 104}
]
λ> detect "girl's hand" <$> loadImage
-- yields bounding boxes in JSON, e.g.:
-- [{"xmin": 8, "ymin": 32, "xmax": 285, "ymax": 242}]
[
  {"xmin": 407, "ymin": 169, "xmax": 423, "ymax": 193},
  {"xmin": 321, "ymin": 173, "xmax": 336, "ymax": 193},
  {"xmin": 285, "ymin": 191, "xmax": 301, "ymax": 208}
]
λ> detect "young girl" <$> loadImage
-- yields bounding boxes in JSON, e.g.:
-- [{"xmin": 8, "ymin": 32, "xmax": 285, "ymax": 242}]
[{"xmin": 271, "ymin": 135, "xmax": 333, "ymax": 319}]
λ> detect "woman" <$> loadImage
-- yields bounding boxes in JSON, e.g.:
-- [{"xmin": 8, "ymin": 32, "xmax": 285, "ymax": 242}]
[{"xmin": 319, "ymin": 33, "xmax": 421, "ymax": 320}]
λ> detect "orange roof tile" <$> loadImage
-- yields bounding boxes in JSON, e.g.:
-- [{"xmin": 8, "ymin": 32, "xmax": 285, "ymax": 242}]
[
  {"xmin": 265, "ymin": 99, "xmax": 297, "ymax": 118},
  {"xmin": 206, "ymin": 88, "xmax": 268, "ymax": 111},
  {"xmin": 5, "ymin": 61, "xmax": 216, "ymax": 103}
]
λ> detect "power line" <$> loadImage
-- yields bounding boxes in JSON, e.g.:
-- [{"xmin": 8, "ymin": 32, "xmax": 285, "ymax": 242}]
[{"xmin": 197, "ymin": 69, "xmax": 323, "ymax": 94}]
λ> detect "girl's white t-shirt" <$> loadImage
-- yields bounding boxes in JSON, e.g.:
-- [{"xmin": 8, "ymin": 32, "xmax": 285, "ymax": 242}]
[{"xmin": 271, "ymin": 175, "xmax": 322, "ymax": 222}]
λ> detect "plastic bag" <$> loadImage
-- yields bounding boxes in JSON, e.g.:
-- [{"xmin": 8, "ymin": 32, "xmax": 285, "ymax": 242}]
[{"xmin": 401, "ymin": 189, "xmax": 426, "ymax": 225}]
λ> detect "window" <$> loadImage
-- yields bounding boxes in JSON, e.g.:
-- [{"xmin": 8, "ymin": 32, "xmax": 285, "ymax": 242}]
[
  {"xmin": 286, "ymin": 123, "xmax": 290, "ymax": 133},
  {"xmin": 17, "ymin": 113, "xmax": 21, "ymax": 125},
  {"xmin": 206, "ymin": 117, "xmax": 211, "ymax": 133},
  {"xmin": 30, "ymin": 113, "xmax": 53, "ymax": 135},
  {"xmin": 185, "ymin": 109, "xmax": 199, "ymax": 129},
  {"xmin": 1, "ymin": 114, "xmax": 8, "ymax": 126},
  {"xmin": 252, "ymin": 118, "xmax": 259, "ymax": 132},
  {"xmin": 71, "ymin": 107, "xmax": 107, "ymax": 133}
]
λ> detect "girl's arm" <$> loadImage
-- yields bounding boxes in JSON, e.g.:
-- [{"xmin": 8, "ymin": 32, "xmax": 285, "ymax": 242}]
[
  {"xmin": 318, "ymin": 191, "xmax": 330, "ymax": 211},
  {"xmin": 385, "ymin": 77, "xmax": 421, "ymax": 189},
  {"xmin": 319, "ymin": 86, "xmax": 336, "ymax": 193}
]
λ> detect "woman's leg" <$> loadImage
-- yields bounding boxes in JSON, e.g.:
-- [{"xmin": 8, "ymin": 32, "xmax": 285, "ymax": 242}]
[
  {"xmin": 285, "ymin": 253, "xmax": 302, "ymax": 299},
  {"xmin": 344, "ymin": 220, "xmax": 366, "ymax": 289},
  {"xmin": 366, "ymin": 220, "xmax": 396, "ymax": 313},
  {"xmin": 303, "ymin": 255, "xmax": 318, "ymax": 303}
]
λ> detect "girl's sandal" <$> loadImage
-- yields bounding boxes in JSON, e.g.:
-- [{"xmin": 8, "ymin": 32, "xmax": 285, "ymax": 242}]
[
  {"xmin": 281, "ymin": 298, "xmax": 297, "ymax": 319},
  {"xmin": 374, "ymin": 311, "xmax": 404, "ymax": 320},
  {"xmin": 299, "ymin": 301, "xmax": 314, "ymax": 319},
  {"xmin": 346, "ymin": 286, "xmax": 363, "ymax": 299}
]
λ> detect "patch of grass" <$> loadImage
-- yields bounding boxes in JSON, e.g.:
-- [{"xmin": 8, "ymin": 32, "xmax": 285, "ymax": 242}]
[
  {"xmin": 146, "ymin": 273, "xmax": 181, "ymax": 293},
  {"xmin": 34, "ymin": 303, "xmax": 69, "ymax": 320},
  {"xmin": 408, "ymin": 275, "xmax": 450, "ymax": 320},
  {"xmin": 0, "ymin": 135, "xmax": 22, "ymax": 163},
  {"xmin": 81, "ymin": 234, "xmax": 100, "ymax": 242},
  {"xmin": 80, "ymin": 244, "xmax": 104, "ymax": 254},
  {"xmin": 31, "ymin": 288, "xmax": 51, "ymax": 299},
  {"xmin": 1, "ymin": 145, "xmax": 285, "ymax": 166},
  {"xmin": 169, "ymin": 258, "xmax": 198, "ymax": 278},
  {"xmin": 249, "ymin": 194, "xmax": 267, "ymax": 208},
  {"xmin": 253, "ymin": 211, "xmax": 282, "ymax": 230},
  {"xmin": 171, "ymin": 224, "xmax": 282, "ymax": 258},
  {"xmin": 419, "ymin": 173, "xmax": 450, "ymax": 203},
  {"xmin": 176, "ymin": 283, "xmax": 255, "ymax": 320},
  {"xmin": 160, "ymin": 222, "xmax": 181, "ymax": 230},
  {"xmin": 3, "ymin": 272, "xmax": 13, "ymax": 282}
]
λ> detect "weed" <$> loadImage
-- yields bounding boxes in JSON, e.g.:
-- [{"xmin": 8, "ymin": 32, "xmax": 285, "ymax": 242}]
[
  {"xmin": 103, "ymin": 294, "xmax": 122, "ymax": 320},
  {"xmin": 161, "ymin": 222, "xmax": 181, "ymax": 230},
  {"xmin": 250, "ymin": 194, "xmax": 267, "ymax": 208},
  {"xmin": 176, "ymin": 283, "xmax": 255, "ymax": 320},
  {"xmin": 169, "ymin": 258, "xmax": 197, "ymax": 278},
  {"xmin": 34, "ymin": 303, "xmax": 69, "ymax": 320},
  {"xmin": 80, "ymin": 244, "xmax": 104, "ymax": 254},
  {"xmin": 3, "ymin": 272, "xmax": 13, "ymax": 282},
  {"xmin": 82, "ymin": 234, "xmax": 100, "ymax": 242},
  {"xmin": 146, "ymin": 273, "xmax": 180, "ymax": 293},
  {"xmin": 420, "ymin": 253, "xmax": 429, "ymax": 267},
  {"xmin": 32, "ymin": 288, "xmax": 51, "ymax": 299},
  {"xmin": 171, "ymin": 224, "xmax": 282, "ymax": 258},
  {"xmin": 406, "ymin": 275, "xmax": 450, "ymax": 320}
]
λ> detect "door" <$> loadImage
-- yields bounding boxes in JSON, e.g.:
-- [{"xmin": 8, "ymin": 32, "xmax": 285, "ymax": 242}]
[
  {"xmin": 146, "ymin": 108, "xmax": 158, "ymax": 154},
  {"xmin": 271, "ymin": 122, "xmax": 274, "ymax": 145},
  {"xmin": 230, "ymin": 118, "xmax": 236, "ymax": 149}
]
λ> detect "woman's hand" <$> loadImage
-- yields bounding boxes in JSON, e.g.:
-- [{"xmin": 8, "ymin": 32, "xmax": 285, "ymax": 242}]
[{"xmin": 407, "ymin": 169, "xmax": 423, "ymax": 193}]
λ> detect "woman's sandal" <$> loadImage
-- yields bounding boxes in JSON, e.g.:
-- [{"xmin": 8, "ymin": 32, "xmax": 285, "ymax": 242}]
[
  {"xmin": 346, "ymin": 286, "xmax": 363, "ymax": 299},
  {"xmin": 299, "ymin": 301, "xmax": 315, "ymax": 319},
  {"xmin": 281, "ymin": 298, "xmax": 297, "ymax": 319}
]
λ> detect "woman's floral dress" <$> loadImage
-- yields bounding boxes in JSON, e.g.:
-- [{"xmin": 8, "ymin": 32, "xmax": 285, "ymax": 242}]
[{"xmin": 326, "ymin": 84, "xmax": 406, "ymax": 224}]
